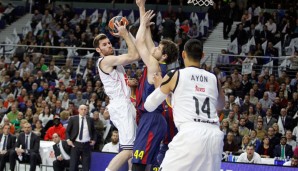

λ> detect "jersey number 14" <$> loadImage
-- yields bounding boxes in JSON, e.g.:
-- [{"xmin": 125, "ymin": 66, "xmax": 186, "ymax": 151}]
[{"xmin": 193, "ymin": 96, "xmax": 211, "ymax": 118}]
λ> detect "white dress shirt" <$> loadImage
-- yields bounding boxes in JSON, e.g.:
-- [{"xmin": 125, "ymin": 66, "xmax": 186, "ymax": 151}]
[
  {"xmin": 58, "ymin": 141, "xmax": 70, "ymax": 160},
  {"xmin": 0, "ymin": 134, "xmax": 8, "ymax": 150},
  {"xmin": 76, "ymin": 116, "xmax": 90, "ymax": 143}
]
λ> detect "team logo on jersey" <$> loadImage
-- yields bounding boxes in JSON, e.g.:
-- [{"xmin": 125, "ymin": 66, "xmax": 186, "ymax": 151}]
[{"xmin": 195, "ymin": 85, "xmax": 205, "ymax": 92}]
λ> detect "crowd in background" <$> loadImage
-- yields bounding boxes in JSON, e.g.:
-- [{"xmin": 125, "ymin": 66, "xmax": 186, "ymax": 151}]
[{"xmin": 0, "ymin": 0, "xmax": 297, "ymax": 165}]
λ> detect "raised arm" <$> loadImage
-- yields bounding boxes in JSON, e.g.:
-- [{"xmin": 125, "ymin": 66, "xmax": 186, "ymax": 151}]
[
  {"xmin": 135, "ymin": 10, "xmax": 158, "ymax": 72},
  {"xmin": 99, "ymin": 22, "xmax": 139, "ymax": 73},
  {"xmin": 136, "ymin": 0, "xmax": 155, "ymax": 54}
]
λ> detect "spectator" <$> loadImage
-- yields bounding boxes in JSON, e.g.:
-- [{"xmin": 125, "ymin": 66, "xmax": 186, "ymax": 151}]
[
  {"xmin": 222, "ymin": 1, "xmax": 238, "ymax": 39},
  {"xmin": 9, "ymin": 123, "xmax": 41, "ymax": 171},
  {"xmin": 286, "ymin": 130, "xmax": 297, "ymax": 151},
  {"xmin": 224, "ymin": 132, "xmax": 239, "ymax": 154},
  {"xmin": 249, "ymin": 130, "xmax": 261, "ymax": 150},
  {"xmin": 259, "ymin": 92, "xmax": 273, "ymax": 110},
  {"xmin": 102, "ymin": 130, "xmax": 119, "ymax": 153},
  {"xmin": 278, "ymin": 108, "xmax": 294, "ymax": 135},
  {"xmin": 239, "ymin": 135, "xmax": 251, "ymax": 153},
  {"xmin": 263, "ymin": 108, "xmax": 277, "ymax": 130},
  {"xmin": 52, "ymin": 133, "xmax": 71, "ymax": 171},
  {"xmin": 10, "ymin": 112, "xmax": 23, "ymax": 132},
  {"xmin": 32, "ymin": 120, "xmax": 44, "ymax": 138},
  {"xmin": 239, "ymin": 117, "xmax": 250, "ymax": 136},
  {"xmin": 272, "ymin": 123, "xmax": 283, "ymax": 139},
  {"xmin": 221, "ymin": 119, "xmax": 231, "ymax": 136},
  {"xmin": 7, "ymin": 104, "xmax": 19, "ymax": 122},
  {"xmin": 274, "ymin": 136, "xmax": 294, "ymax": 159},
  {"xmin": 93, "ymin": 111, "xmax": 104, "ymax": 150},
  {"xmin": 257, "ymin": 136, "xmax": 274, "ymax": 158},
  {"xmin": 237, "ymin": 145, "xmax": 262, "ymax": 164},
  {"xmin": 44, "ymin": 116, "xmax": 66, "ymax": 141},
  {"xmin": 59, "ymin": 110, "xmax": 70, "ymax": 128},
  {"xmin": 283, "ymin": 155, "xmax": 298, "ymax": 167},
  {"xmin": 0, "ymin": 124, "xmax": 16, "ymax": 171},
  {"xmin": 72, "ymin": 91, "xmax": 86, "ymax": 108},
  {"xmin": 255, "ymin": 120, "xmax": 266, "ymax": 139},
  {"xmin": 222, "ymin": 111, "xmax": 239, "ymax": 130},
  {"xmin": 39, "ymin": 105, "xmax": 53, "ymax": 127}
]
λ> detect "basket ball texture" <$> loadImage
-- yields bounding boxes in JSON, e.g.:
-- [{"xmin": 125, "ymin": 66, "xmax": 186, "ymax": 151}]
[{"xmin": 108, "ymin": 16, "xmax": 129, "ymax": 37}]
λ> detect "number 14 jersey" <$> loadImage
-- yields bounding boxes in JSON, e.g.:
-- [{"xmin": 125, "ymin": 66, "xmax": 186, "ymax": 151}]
[{"xmin": 172, "ymin": 66, "xmax": 220, "ymax": 130}]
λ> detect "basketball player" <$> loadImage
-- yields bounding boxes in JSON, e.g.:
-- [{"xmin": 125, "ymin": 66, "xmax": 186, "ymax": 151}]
[
  {"xmin": 132, "ymin": 0, "xmax": 179, "ymax": 170},
  {"xmin": 144, "ymin": 39, "xmax": 225, "ymax": 171},
  {"xmin": 152, "ymin": 95, "xmax": 178, "ymax": 170},
  {"xmin": 94, "ymin": 21, "xmax": 139, "ymax": 171}
]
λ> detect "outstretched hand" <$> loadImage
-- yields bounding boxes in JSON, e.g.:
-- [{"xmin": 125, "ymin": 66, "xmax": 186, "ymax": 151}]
[
  {"xmin": 113, "ymin": 20, "xmax": 128, "ymax": 38},
  {"xmin": 142, "ymin": 10, "xmax": 155, "ymax": 27}
]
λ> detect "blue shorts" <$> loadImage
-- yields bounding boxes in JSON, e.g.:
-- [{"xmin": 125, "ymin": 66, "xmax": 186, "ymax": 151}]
[{"xmin": 132, "ymin": 112, "xmax": 167, "ymax": 165}]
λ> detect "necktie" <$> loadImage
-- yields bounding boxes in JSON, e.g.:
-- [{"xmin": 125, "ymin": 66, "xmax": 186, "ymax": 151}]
[
  {"xmin": 2, "ymin": 135, "xmax": 7, "ymax": 150},
  {"xmin": 79, "ymin": 117, "xmax": 84, "ymax": 140},
  {"xmin": 282, "ymin": 117, "xmax": 285, "ymax": 126},
  {"xmin": 281, "ymin": 146, "xmax": 285, "ymax": 159},
  {"xmin": 57, "ymin": 144, "xmax": 61, "ymax": 156},
  {"xmin": 25, "ymin": 135, "xmax": 29, "ymax": 150}
]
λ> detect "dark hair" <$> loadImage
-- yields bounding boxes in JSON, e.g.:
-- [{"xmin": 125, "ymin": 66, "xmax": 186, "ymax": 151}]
[
  {"xmin": 184, "ymin": 39, "xmax": 203, "ymax": 61},
  {"xmin": 93, "ymin": 34, "xmax": 108, "ymax": 48},
  {"xmin": 160, "ymin": 39, "xmax": 179, "ymax": 64}
]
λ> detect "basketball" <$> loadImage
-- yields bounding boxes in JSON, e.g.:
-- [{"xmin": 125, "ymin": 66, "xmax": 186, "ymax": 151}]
[{"xmin": 108, "ymin": 16, "xmax": 129, "ymax": 37}]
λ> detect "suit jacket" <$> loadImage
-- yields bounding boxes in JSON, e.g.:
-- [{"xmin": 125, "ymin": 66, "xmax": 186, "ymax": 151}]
[
  {"xmin": 15, "ymin": 132, "xmax": 40, "ymax": 154},
  {"xmin": 53, "ymin": 140, "xmax": 71, "ymax": 159},
  {"xmin": 0, "ymin": 134, "xmax": 16, "ymax": 150},
  {"xmin": 66, "ymin": 115, "xmax": 96, "ymax": 142},
  {"xmin": 263, "ymin": 117, "xmax": 277, "ymax": 130},
  {"xmin": 273, "ymin": 144, "xmax": 294, "ymax": 158}
]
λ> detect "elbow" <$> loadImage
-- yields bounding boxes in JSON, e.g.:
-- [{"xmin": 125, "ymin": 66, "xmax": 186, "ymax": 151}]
[{"xmin": 144, "ymin": 101, "xmax": 156, "ymax": 112}]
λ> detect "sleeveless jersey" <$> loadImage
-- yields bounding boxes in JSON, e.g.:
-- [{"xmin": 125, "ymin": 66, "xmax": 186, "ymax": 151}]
[
  {"xmin": 162, "ymin": 99, "xmax": 178, "ymax": 145},
  {"xmin": 172, "ymin": 67, "xmax": 220, "ymax": 129},
  {"xmin": 136, "ymin": 64, "xmax": 167, "ymax": 115},
  {"xmin": 97, "ymin": 58, "xmax": 130, "ymax": 100}
]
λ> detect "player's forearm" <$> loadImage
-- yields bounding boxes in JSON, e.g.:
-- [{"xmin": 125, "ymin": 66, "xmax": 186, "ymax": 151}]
[
  {"xmin": 123, "ymin": 33, "xmax": 139, "ymax": 60},
  {"xmin": 145, "ymin": 26, "xmax": 155, "ymax": 51}
]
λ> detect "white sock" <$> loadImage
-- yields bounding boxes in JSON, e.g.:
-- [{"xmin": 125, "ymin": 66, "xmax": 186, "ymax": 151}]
[{"xmin": 105, "ymin": 168, "xmax": 111, "ymax": 171}]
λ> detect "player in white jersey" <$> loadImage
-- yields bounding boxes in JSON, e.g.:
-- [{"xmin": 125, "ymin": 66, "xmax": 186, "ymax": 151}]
[
  {"xmin": 144, "ymin": 39, "xmax": 225, "ymax": 171},
  {"xmin": 93, "ymin": 23, "xmax": 139, "ymax": 171}
]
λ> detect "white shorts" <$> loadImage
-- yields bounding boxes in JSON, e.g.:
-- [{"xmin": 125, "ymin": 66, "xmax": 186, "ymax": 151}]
[
  {"xmin": 108, "ymin": 99, "xmax": 137, "ymax": 150},
  {"xmin": 160, "ymin": 122, "xmax": 224, "ymax": 171}
]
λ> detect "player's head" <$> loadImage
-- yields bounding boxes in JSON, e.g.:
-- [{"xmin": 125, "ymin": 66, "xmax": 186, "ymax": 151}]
[
  {"xmin": 153, "ymin": 39, "xmax": 179, "ymax": 64},
  {"xmin": 93, "ymin": 34, "xmax": 114, "ymax": 56},
  {"xmin": 182, "ymin": 39, "xmax": 203, "ymax": 63}
]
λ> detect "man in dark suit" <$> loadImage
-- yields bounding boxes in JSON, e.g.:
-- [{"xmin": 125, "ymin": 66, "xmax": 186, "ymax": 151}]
[
  {"xmin": 274, "ymin": 136, "xmax": 294, "ymax": 159},
  {"xmin": 0, "ymin": 124, "xmax": 16, "ymax": 171},
  {"xmin": 222, "ymin": 1, "xmax": 238, "ymax": 39},
  {"xmin": 66, "ymin": 105, "xmax": 96, "ymax": 171},
  {"xmin": 279, "ymin": 108, "xmax": 294, "ymax": 132},
  {"xmin": 52, "ymin": 133, "xmax": 71, "ymax": 171},
  {"xmin": 9, "ymin": 123, "xmax": 41, "ymax": 171}
]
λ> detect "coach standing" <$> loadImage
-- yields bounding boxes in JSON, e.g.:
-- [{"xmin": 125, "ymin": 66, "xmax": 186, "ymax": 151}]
[{"xmin": 66, "ymin": 105, "xmax": 96, "ymax": 171}]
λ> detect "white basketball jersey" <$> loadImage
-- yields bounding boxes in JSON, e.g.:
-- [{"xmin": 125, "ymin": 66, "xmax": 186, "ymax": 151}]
[
  {"xmin": 172, "ymin": 67, "xmax": 219, "ymax": 129},
  {"xmin": 97, "ymin": 58, "xmax": 131, "ymax": 100}
]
